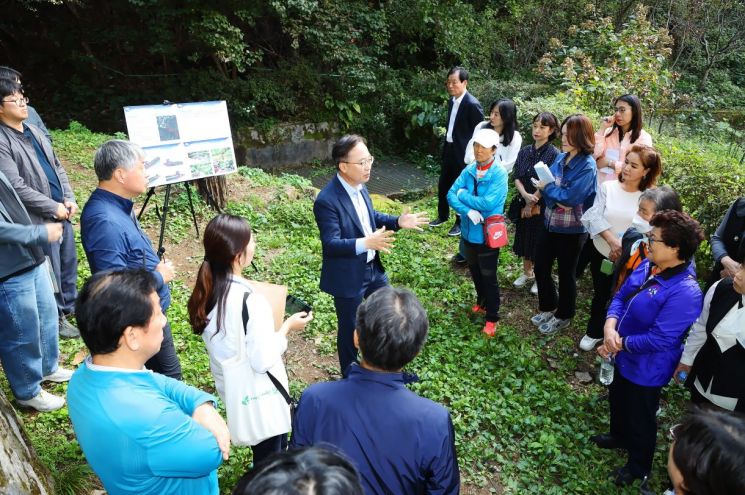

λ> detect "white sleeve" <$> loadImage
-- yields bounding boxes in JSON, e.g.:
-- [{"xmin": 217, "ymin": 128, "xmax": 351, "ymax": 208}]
[
  {"xmin": 245, "ymin": 292, "xmax": 288, "ymax": 374},
  {"xmin": 463, "ymin": 121, "xmax": 486, "ymax": 165},
  {"xmin": 580, "ymin": 181, "xmax": 612, "ymax": 237},
  {"xmin": 680, "ymin": 282, "xmax": 717, "ymax": 366},
  {"xmin": 498, "ymin": 132, "xmax": 522, "ymax": 173}
]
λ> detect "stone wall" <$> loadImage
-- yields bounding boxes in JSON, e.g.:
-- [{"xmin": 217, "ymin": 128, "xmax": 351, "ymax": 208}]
[{"xmin": 234, "ymin": 121, "xmax": 339, "ymax": 171}]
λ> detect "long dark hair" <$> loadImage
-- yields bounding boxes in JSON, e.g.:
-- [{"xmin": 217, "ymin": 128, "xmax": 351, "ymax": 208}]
[
  {"xmin": 613, "ymin": 94, "xmax": 644, "ymax": 144},
  {"xmin": 188, "ymin": 214, "xmax": 253, "ymax": 335},
  {"xmin": 488, "ymin": 98, "xmax": 518, "ymax": 147}
]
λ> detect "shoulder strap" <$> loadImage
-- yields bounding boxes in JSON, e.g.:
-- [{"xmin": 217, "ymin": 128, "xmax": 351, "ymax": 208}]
[
  {"xmin": 240, "ymin": 288, "xmax": 293, "ymax": 406},
  {"xmin": 266, "ymin": 371, "xmax": 293, "ymax": 406},
  {"xmin": 241, "ymin": 292, "xmax": 249, "ymax": 335}
]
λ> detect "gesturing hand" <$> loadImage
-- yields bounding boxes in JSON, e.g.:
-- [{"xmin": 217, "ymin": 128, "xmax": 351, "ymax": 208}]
[
  {"xmin": 398, "ymin": 207, "xmax": 429, "ymax": 231},
  {"xmin": 192, "ymin": 402, "xmax": 230, "ymax": 460},
  {"xmin": 364, "ymin": 226, "xmax": 395, "ymax": 253},
  {"xmin": 45, "ymin": 223, "xmax": 64, "ymax": 242}
]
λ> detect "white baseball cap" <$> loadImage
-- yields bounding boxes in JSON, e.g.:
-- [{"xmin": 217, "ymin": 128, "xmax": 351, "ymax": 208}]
[{"xmin": 472, "ymin": 128, "xmax": 499, "ymax": 149}]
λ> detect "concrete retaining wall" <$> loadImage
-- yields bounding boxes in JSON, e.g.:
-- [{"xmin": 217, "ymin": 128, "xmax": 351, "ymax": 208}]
[{"xmin": 234, "ymin": 121, "xmax": 339, "ymax": 171}]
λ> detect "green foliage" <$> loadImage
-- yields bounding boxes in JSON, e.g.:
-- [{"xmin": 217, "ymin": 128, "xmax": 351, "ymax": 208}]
[
  {"xmin": 537, "ymin": 4, "xmax": 677, "ymax": 116},
  {"xmin": 50, "ymin": 121, "xmax": 124, "ymax": 169}
]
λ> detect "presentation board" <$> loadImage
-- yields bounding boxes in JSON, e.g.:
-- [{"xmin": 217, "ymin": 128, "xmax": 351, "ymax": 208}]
[{"xmin": 123, "ymin": 101, "xmax": 238, "ymax": 188}]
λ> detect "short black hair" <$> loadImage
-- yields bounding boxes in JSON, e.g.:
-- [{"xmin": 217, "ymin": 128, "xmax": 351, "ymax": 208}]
[
  {"xmin": 75, "ymin": 270, "xmax": 157, "ymax": 355},
  {"xmin": 533, "ymin": 112, "xmax": 561, "ymax": 141},
  {"xmin": 672, "ymin": 408, "xmax": 745, "ymax": 495},
  {"xmin": 232, "ymin": 447, "xmax": 363, "ymax": 495},
  {"xmin": 356, "ymin": 287, "xmax": 428, "ymax": 371},
  {"xmin": 654, "ymin": 185, "xmax": 682, "ymax": 212},
  {"xmin": 0, "ymin": 78, "xmax": 22, "ymax": 100},
  {"xmin": 331, "ymin": 134, "xmax": 366, "ymax": 169},
  {"xmin": 0, "ymin": 66, "xmax": 21, "ymax": 81},
  {"xmin": 650, "ymin": 210, "xmax": 704, "ymax": 261},
  {"xmin": 447, "ymin": 66, "xmax": 468, "ymax": 82}
]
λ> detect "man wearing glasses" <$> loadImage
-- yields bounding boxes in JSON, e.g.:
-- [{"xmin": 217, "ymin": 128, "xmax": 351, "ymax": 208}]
[
  {"xmin": 313, "ymin": 134, "xmax": 428, "ymax": 376},
  {"xmin": 0, "ymin": 79, "xmax": 80, "ymax": 339}
]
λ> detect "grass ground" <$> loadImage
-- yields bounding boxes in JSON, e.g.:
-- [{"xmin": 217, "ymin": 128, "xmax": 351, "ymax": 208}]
[{"xmin": 1, "ymin": 125, "xmax": 691, "ymax": 494}]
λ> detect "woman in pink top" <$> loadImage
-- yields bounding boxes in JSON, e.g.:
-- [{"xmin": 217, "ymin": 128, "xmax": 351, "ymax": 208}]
[{"xmin": 594, "ymin": 94, "xmax": 653, "ymax": 185}]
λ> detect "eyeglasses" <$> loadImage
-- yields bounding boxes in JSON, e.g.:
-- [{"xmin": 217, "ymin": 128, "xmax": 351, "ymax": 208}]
[
  {"xmin": 647, "ymin": 235, "xmax": 660, "ymax": 245},
  {"xmin": 614, "ymin": 106, "xmax": 628, "ymax": 114},
  {"xmin": 669, "ymin": 423, "xmax": 681, "ymax": 441},
  {"xmin": 345, "ymin": 156, "xmax": 374, "ymax": 169},
  {"xmin": 1, "ymin": 96, "xmax": 29, "ymax": 107}
]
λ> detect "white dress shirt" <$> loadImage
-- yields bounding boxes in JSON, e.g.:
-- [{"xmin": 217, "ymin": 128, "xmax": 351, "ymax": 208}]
[
  {"xmin": 338, "ymin": 174, "xmax": 375, "ymax": 262},
  {"xmin": 446, "ymin": 91, "xmax": 467, "ymax": 143}
]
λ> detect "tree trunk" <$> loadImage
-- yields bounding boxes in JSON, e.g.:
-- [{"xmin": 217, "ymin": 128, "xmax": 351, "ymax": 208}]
[
  {"xmin": 0, "ymin": 390, "xmax": 54, "ymax": 494},
  {"xmin": 196, "ymin": 176, "xmax": 227, "ymax": 210}
]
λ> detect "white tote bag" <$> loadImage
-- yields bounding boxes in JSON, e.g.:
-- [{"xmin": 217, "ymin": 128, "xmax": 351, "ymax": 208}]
[{"xmin": 221, "ymin": 291, "xmax": 292, "ymax": 446}]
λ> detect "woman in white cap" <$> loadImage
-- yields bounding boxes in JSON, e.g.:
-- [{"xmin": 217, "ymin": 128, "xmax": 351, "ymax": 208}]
[{"xmin": 447, "ymin": 128, "xmax": 509, "ymax": 336}]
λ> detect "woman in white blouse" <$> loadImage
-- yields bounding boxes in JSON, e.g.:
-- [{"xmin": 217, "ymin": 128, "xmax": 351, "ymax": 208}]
[
  {"xmin": 188, "ymin": 214, "xmax": 312, "ymax": 465},
  {"xmin": 579, "ymin": 145, "xmax": 661, "ymax": 351},
  {"xmin": 676, "ymin": 250, "xmax": 745, "ymax": 412},
  {"xmin": 464, "ymin": 98, "xmax": 522, "ymax": 173}
]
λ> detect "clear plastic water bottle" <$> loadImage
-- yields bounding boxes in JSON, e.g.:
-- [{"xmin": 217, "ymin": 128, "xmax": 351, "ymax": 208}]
[{"xmin": 599, "ymin": 355, "xmax": 615, "ymax": 385}]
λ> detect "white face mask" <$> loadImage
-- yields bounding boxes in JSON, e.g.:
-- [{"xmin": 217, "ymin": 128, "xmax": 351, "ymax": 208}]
[{"xmin": 631, "ymin": 213, "xmax": 652, "ymax": 234}]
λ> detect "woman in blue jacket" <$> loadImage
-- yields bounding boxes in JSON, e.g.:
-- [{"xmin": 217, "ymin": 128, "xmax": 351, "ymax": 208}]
[
  {"xmin": 448, "ymin": 128, "xmax": 508, "ymax": 336},
  {"xmin": 593, "ymin": 210, "xmax": 705, "ymax": 488},
  {"xmin": 531, "ymin": 114, "xmax": 597, "ymax": 335}
]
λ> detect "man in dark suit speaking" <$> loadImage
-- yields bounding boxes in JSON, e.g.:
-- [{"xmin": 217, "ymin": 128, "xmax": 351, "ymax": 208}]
[
  {"xmin": 430, "ymin": 66, "xmax": 484, "ymax": 239},
  {"xmin": 314, "ymin": 135, "xmax": 428, "ymax": 376}
]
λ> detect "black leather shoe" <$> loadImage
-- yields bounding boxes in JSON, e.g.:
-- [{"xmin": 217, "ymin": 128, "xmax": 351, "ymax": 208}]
[
  {"xmin": 612, "ymin": 465, "xmax": 644, "ymax": 487},
  {"xmin": 451, "ymin": 253, "xmax": 466, "ymax": 264},
  {"xmin": 590, "ymin": 433, "xmax": 624, "ymax": 449},
  {"xmin": 429, "ymin": 218, "xmax": 447, "ymax": 227},
  {"xmin": 447, "ymin": 224, "xmax": 461, "ymax": 236}
]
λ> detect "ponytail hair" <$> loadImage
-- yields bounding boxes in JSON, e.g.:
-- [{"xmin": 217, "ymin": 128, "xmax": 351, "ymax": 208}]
[{"xmin": 188, "ymin": 214, "xmax": 253, "ymax": 335}]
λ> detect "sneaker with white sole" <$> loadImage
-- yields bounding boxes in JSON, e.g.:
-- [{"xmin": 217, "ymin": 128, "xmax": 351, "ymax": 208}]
[
  {"xmin": 42, "ymin": 367, "xmax": 74, "ymax": 383},
  {"xmin": 579, "ymin": 335, "xmax": 603, "ymax": 351},
  {"xmin": 17, "ymin": 389, "xmax": 65, "ymax": 412},
  {"xmin": 530, "ymin": 282, "xmax": 538, "ymax": 295},
  {"xmin": 513, "ymin": 273, "xmax": 535, "ymax": 288},
  {"xmin": 531, "ymin": 311, "xmax": 554, "ymax": 326},
  {"xmin": 539, "ymin": 316, "xmax": 570, "ymax": 335}
]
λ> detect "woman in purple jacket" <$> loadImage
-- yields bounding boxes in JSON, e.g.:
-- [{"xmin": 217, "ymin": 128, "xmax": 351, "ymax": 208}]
[{"xmin": 593, "ymin": 210, "xmax": 705, "ymax": 488}]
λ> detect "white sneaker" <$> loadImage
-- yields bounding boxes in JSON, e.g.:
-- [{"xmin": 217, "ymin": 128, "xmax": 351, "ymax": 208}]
[
  {"xmin": 530, "ymin": 282, "xmax": 538, "ymax": 295},
  {"xmin": 579, "ymin": 335, "xmax": 603, "ymax": 351},
  {"xmin": 17, "ymin": 389, "xmax": 65, "ymax": 412},
  {"xmin": 539, "ymin": 316, "xmax": 570, "ymax": 335},
  {"xmin": 531, "ymin": 311, "xmax": 554, "ymax": 326},
  {"xmin": 514, "ymin": 273, "xmax": 534, "ymax": 288},
  {"xmin": 43, "ymin": 367, "xmax": 74, "ymax": 383}
]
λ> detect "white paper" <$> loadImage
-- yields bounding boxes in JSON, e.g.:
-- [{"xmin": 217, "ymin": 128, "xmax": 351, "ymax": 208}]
[{"xmin": 123, "ymin": 100, "xmax": 238, "ymax": 187}]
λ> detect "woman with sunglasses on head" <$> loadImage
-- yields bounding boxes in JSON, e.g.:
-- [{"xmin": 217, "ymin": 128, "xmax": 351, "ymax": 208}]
[
  {"xmin": 594, "ymin": 210, "xmax": 705, "ymax": 489},
  {"xmin": 667, "ymin": 408, "xmax": 745, "ymax": 495},
  {"xmin": 594, "ymin": 94, "xmax": 653, "ymax": 185},
  {"xmin": 188, "ymin": 214, "xmax": 312, "ymax": 466}
]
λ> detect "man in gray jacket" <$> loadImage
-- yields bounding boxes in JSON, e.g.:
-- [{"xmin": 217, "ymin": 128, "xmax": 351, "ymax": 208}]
[
  {"xmin": 0, "ymin": 168, "xmax": 72, "ymax": 411},
  {"xmin": 0, "ymin": 78, "xmax": 79, "ymax": 337}
]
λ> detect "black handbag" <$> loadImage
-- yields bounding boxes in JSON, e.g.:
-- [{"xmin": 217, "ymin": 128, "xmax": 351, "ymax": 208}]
[{"xmin": 507, "ymin": 195, "xmax": 525, "ymax": 223}]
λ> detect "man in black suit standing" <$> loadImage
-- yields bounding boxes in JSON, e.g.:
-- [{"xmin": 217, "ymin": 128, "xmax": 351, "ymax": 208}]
[{"xmin": 430, "ymin": 66, "xmax": 484, "ymax": 241}]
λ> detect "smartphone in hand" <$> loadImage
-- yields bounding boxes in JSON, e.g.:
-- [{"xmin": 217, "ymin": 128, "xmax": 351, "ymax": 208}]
[{"xmin": 286, "ymin": 294, "xmax": 312, "ymax": 315}]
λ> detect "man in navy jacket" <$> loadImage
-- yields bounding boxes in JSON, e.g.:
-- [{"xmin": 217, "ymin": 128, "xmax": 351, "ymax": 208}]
[
  {"xmin": 313, "ymin": 135, "xmax": 427, "ymax": 376},
  {"xmin": 292, "ymin": 287, "xmax": 460, "ymax": 494},
  {"xmin": 431, "ymin": 66, "xmax": 484, "ymax": 237}
]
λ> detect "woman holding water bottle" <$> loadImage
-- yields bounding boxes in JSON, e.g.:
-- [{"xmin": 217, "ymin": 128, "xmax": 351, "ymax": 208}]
[{"xmin": 593, "ymin": 210, "xmax": 704, "ymax": 488}]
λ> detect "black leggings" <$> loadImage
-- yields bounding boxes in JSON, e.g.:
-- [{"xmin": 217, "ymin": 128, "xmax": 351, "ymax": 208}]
[
  {"xmin": 252, "ymin": 433, "xmax": 288, "ymax": 467},
  {"xmin": 534, "ymin": 228, "xmax": 587, "ymax": 320},
  {"xmin": 463, "ymin": 240, "xmax": 501, "ymax": 322}
]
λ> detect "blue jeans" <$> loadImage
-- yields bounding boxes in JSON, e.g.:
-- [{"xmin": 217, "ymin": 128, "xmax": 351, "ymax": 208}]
[{"xmin": 0, "ymin": 264, "xmax": 59, "ymax": 400}]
